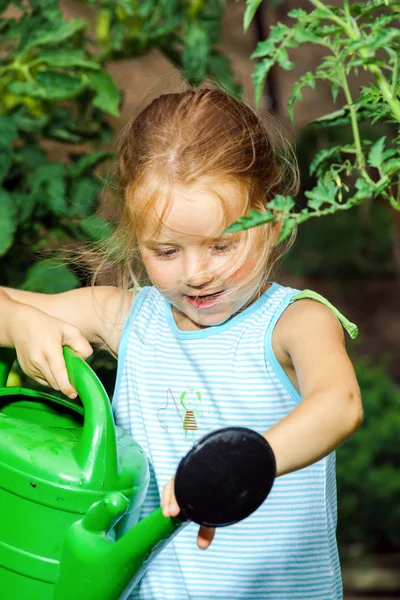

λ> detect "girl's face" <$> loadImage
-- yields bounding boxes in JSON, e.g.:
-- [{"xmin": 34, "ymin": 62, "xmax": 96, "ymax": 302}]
[{"xmin": 140, "ymin": 181, "xmax": 271, "ymax": 331}]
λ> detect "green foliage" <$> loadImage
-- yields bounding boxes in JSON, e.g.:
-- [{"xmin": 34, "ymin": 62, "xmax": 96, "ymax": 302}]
[
  {"xmin": 81, "ymin": 0, "xmax": 241, "ymax": 97},
  {"xmin": 237, "ymin": 0, "xmax": 400, "ymax": 242},
  {"xmin": 0, "ymin": 0, "xmax": 238, "ymax": 292},
  {"xmin": 0, "ymin": 0, "xmax": 118, "ymax": 290},
  {"xmin": 337, "ymin": 356, "xmax": 400, "ymax": 555},
  {"xmin": 244, "ymin": 0, "xmax": 263, "ymax": 32}
]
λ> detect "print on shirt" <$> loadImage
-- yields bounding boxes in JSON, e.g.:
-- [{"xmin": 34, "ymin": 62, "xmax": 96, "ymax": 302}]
[{"xmin": 157, "ymin": 386, "xmax": 220, "ymax": 441}]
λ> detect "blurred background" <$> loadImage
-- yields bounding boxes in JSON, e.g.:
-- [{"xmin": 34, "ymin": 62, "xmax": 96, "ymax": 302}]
[{"xmin": 1, "ymin": 1, "xmax": 399, "ymax": 597}]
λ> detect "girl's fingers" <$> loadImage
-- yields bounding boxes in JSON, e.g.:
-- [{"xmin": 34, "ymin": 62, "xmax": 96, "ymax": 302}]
[
  {"xmin": 197, "ymin": 526, "xmax": 216, "ymax": 550},
  {"xmin": 162, "ymin": 478, "xmax": 180, "ymax": 518},
  {"xmin": 62, "ymin": 329, "xmax": 93, "ymax": 359},
  {"xmin": 24, "ymin": 359, "xmax": 60, "ymax": 392},
  {"xmin": 36, "ymin": 363, "xmax": 60, "ymax": 392},
  {"xmin": 47, "ymin": 352, "xmax": 77, "ymax": 399},
  {"xmin": 34, "ymin": 377, "xmax": 51, "ymax": 388}
]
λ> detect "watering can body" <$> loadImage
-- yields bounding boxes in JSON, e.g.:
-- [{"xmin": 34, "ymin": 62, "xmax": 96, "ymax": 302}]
[
  {"xmin": 0, "ymin": 347, "xmax": 180, "ymax": 600},
  {"xmin": 0, "ymin": 348, "xmax": 275, "ymax": 600}
]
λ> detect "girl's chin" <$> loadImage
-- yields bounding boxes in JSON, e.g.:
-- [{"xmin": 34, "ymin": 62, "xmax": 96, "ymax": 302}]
[{"xmin": 172, "ymin": 304, "xmax": 231, "ymax": 330}]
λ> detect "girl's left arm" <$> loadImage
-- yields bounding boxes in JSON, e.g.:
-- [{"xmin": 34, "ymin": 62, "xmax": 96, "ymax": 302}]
[{"xmin": 266, "ymin": 298, "xmax": 363, "ymax": 477}]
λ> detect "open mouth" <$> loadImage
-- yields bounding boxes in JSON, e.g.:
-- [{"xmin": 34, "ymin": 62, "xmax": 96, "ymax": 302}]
[{"xmin": 185, "ymin": 290, "xmax": 224, "ymax": 309}]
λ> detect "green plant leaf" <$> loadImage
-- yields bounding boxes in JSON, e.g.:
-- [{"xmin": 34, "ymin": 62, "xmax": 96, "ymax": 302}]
[
  {"xmin": 23, "ymin": 18, "xmax": 86, "ymax": 52},
  {"xmin": 276, "ymin": 45, "xmax": 293, "ymax": 71},
  {"xmin": 309, "ymin": 146, "xmax": 343, "ymax": 176},
  {"xmin": 21, "ymin": 260, "xmax": 79, "ymax": 293},
  {"xmin": 276, "ymin": 216, "xmax": 297, "ymax": 243},
  {"xmin": 69, "ymin": 151, "xmax": 114, "ymax": 178},
  {"xmin": 13, "ymin": 192, "xmax": 36, "ymax": 224},
  {"xmin": 182, "ymin": 20, "xmax": 210, "ymax": 85},
  {"xmin": 11, "ymin": 106, "xmax": 49, "ymax": 134},
  {"xmin": 78, "ymin": 215, "xmax": 113, "ymax": 240},
  {"xmin": 223, "ymin": 209, "xmax": 275, "ymax": 234},
  {"xmin": 0, "ymin": 115, "xmax": 18, "ymax": 145},
  {"xmin": 251, "ymin": 23, "xmax": 291, "ymax": 59},
  {"xmin": 86, "ymin": 71, "xmax": 120, "ymax": 118},
  {"xmin": 244, "ymin": 0, "xmax": 263, "ymax": 32},
  {"xmin": 0, "ymin": 144, "xmax": 12, "ymax": 184},
  {"xmin": 352, "ymin": 177, "xmax": 374, "ymax": 204},
  {"xmin": 293, "ymin": 24, "xmax": 320, "ymax": 45},
  {"xmin": 267, "ymin": 194, "xmax": 295, "ymax": 212},
  {"xmin": 309, "ymin": 108, "xmax": 351, "ymax": 128},
  {"xmin": 305, "ymin": 179, "xmax": 338, "ymax": 209},
  {"xmin": 382, "ymin": 158, "xmax": 400, "ymax": 176},
  {"xmin": 0, "ymin": 188, "xmax": 17, "ymax": 256},
  {"xmin": 38, "ymin": 49, "xmax": 100, "ymax": 70},
  {"xmin": 45, "ymin": 108, "xmax": 85, "ymax": 143},
  {"xmin": 18, "ymin": 145, "xmax": 47, "ymax": 169},
  {"xmin": 288, "ymin": 71, "xmax": 315, "ymax": 122},
  {"xmin": 9, "ymin": 72, "xmax": 85, "ymax": 101},
  {"xmin": 288, "ymin": 9, "xmax": 308, "ymax": 20},
  {"xmin": 368, "ymin": 136, "xmax": 386, "ymax": 168},
  {"xmin": 68, "ymin": 177, "xmax": 102, "ymax": 217},
  {"xmin": 207, "ymin": 52, "xmax": 242, "ymax": 98},
  {"xmin": 29, "ymin": 163, "xmax": 68, "ymax": 217},
  {"xmin": 252, "ymin": 58, "xmax": 274, "ymax": 108}
]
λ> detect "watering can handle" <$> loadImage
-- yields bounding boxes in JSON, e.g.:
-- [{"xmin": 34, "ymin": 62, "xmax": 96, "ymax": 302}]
[{"xmin": 0, "ymin": 346, "xmax": 119, "ymax": 489}]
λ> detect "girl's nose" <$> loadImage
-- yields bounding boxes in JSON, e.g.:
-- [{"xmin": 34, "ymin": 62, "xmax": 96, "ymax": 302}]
[{"xmin": 185, "ymin": 254, "xmax": 213, "ymax": 288}]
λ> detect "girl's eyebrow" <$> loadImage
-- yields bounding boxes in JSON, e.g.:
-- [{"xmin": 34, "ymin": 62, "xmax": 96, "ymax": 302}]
[
  {"xmin": 143, "ymin": 239, "xmax": 176, "ymax": 246},
  {"xmin": 143, "ymin": 233, "xmax": 239, "ymax": 245}
]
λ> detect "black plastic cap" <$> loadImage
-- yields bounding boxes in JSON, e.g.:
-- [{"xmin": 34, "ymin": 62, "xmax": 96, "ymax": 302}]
[{"xmin": 174, "ymin": 427, "xmax": 276, "ymax": 528}]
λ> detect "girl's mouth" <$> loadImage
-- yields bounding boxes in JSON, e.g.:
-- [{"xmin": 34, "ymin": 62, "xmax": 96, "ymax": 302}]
[{"xmin": 185, "ymin": 290, "xmax": 224, "ymax": 310}]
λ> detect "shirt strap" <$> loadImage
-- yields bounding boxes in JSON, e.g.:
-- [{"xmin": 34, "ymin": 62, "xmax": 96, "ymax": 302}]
[{"xmin": 290, "ymin": 289, "xmax": 359, "ymax": 340}]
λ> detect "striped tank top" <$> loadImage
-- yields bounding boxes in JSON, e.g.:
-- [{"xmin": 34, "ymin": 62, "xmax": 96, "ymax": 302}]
[{"xmin": 113, "ymin": 282, "xmax": 356, "ymax": 600}]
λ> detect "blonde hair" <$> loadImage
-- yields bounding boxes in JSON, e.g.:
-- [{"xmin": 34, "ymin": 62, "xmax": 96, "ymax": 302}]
[{"xmin": 86, "ymin": 88, "xmax": 299, "ymax": 292}]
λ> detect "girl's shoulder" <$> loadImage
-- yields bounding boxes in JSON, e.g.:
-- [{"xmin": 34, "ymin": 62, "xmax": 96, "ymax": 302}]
[{"xmin": 268, "ymin": 283, "xmax": 358, "ymax": 340}]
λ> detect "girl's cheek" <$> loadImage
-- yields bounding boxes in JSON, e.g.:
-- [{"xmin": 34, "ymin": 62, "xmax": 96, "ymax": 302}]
[{"xmin": 228, "ymin": 256, "xmax": 258, "ymax": 284}]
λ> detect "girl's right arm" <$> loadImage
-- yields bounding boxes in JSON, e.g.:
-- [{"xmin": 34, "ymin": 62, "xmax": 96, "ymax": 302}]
[{"xmin": 0, "ymin": 286, "xmax": 132, "ymax": 398}]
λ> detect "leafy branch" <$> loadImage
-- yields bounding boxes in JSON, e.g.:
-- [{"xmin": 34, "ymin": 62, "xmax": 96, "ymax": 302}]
[{"xmin": 234, "ymin": 0, "xmax": 400, "ymax": 241}]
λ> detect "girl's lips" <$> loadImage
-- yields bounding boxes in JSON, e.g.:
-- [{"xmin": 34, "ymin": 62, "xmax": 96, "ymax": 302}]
[{"xmin": 185, "ymin": 290, "xmax": 224, "ymax": 310}]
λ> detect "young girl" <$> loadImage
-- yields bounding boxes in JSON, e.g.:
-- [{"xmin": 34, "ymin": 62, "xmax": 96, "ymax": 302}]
[{"xmin": 0, "ymin": 88, "xmax": 362, "ymax": 600}]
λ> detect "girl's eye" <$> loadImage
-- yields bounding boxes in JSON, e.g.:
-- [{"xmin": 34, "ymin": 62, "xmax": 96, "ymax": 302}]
[
  {"xmin": 154, "ymin": 247, "xmax": 178, "ymax": 258},
  {"xmin": 211, "ymin": 242, "xmax": 236, "ymax": 254}
]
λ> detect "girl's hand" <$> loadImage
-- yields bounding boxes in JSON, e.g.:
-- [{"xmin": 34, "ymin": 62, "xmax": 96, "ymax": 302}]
[
  {"xmin": 8, "ymin": 303, "xmax": 93, "ymax": 398},
  {"xmin": 162, "ymin": 477, "xmax": 216, "ymax": 550}
]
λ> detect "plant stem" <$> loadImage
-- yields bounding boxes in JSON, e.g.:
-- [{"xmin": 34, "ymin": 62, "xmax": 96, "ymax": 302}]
[
  {"xmin": 309, "ymin": 0, "xmax": 400, "ymax": 121},
  {"xmin": 370, "ymin": 64, "xmax": 400, "ymax": 121},
  {"xmin": 309, "ymin": 0, "xmax": 354, "ymax": 38},
  {"xmin": 388, "ymin": 194, "xmax": 400, "ymax": 210},
  {"xmin": 339, "ymin": 65, "xmax": 373, "ymax": 183},
  {"xmin": 343, "ymin": 0, "xmax": 351, "ymax": 25}
]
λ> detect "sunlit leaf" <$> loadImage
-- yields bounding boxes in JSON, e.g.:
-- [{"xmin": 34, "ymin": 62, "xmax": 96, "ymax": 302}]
[
  {"xmin": 244, "ymin": 0, "xmax": 263, "ymax": 32},
  {"xmin": 78, "ymin": 215, "xmax": 113, "ymax": 241},
  {"xmin": 21, "ymin": 260, "xmax": 79, "ymax": 293},
  {"xmin": 267, "ymin": 195, "xmax": 295, "ymax": 212},
  {"xmin": 223, "ymin": 209, "xmax": 275, "ymax": 234},
  {"xmin": 305, "ymin": 179, "xmax": 338, "ymax": 209},
  {"xmin": 251, "ymin": 58, "xmax": 274, "ymax": 108},
  {"xmin": 368, "ymin": 136, "xmax": 386, "ymax": 168},
  {"xmin": 86, "ymin": 71, "xmax": 120, "ymax": 118},
  {"xmin": 182, "ymin": 21, "xmax": 210, "ymax": 85}
]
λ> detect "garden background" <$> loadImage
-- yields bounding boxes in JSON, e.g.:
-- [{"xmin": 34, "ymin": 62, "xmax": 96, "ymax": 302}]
[{"xmin": 1, "ymin": 0, "xmax": 399, "ymax": 597}]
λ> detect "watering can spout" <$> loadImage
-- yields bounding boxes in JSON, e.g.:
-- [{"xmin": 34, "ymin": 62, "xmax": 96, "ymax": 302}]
[{"xmin": 53, "ymin": 493, "xmax": 184, "ymax": 600}]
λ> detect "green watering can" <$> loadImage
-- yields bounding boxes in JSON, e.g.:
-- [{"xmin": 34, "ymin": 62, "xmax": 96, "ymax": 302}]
[{"xmin": 0, "ymin": 346, "xmax": 275, "ymax": 600}]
